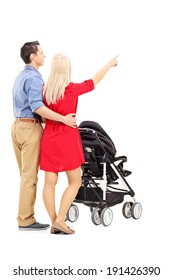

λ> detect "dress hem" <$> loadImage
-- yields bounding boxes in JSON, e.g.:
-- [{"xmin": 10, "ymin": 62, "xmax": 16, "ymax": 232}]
[{"xmin": 40, "ymin": 162, "xmax": 84, "ymax": 173}]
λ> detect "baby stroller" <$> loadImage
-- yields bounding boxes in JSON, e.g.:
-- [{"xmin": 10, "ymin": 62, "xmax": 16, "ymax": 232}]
[{"xmin": 66, "ymin": 121, "xmax": 142, "ymax": 226}]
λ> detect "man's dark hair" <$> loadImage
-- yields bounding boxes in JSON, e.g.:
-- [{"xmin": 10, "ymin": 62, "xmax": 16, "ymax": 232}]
[{"xmin": 20, "ymin": 41, "xmax": 40, "ymax": 64}]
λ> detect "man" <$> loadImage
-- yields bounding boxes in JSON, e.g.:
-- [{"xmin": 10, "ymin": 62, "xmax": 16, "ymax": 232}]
[{"xmin": 11, "ymin": 41, "xmax": 76, "ymax": 231}]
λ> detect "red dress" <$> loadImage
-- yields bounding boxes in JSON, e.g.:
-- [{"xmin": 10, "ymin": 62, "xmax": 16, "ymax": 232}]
[{"xmin": 40, "ymin": 79, "xmax": 94, "ymax": 172}]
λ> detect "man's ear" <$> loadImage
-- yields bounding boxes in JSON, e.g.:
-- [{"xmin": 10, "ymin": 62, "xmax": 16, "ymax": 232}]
[{"xmin": 30, "ymin": 53, "xmax": 36, "ymax": 61}]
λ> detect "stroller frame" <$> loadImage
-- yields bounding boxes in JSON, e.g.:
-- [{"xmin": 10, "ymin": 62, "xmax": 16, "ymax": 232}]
[{"xmin": 66, "ymin": 121, "xmax": 142, "ymax": 226}]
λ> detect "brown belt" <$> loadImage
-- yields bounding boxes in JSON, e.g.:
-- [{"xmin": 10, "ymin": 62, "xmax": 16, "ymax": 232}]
[{"xmin": 15, "ymin": 118, "xmax": 40, "ymax": 124}]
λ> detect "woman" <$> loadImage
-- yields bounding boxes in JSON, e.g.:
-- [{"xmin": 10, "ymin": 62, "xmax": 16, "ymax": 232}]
[{"xmin": 40, "ymin": 54, "xmax": 118, "ymax": 234}]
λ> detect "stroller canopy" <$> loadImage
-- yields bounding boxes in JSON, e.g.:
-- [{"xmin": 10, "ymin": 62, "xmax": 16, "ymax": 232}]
[{"xmin": 79, "ymin": 120, "xmax": 116, "ymax": 157}]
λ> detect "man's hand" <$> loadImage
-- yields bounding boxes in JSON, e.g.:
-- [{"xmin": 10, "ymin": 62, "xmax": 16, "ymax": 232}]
[
  {"xmin": 62, "ymin": 113, "xmax": 77, "ymax": 128},
  {"xmin": 35, "ymin": 106, "xmax": 77, "ymax": 127}
]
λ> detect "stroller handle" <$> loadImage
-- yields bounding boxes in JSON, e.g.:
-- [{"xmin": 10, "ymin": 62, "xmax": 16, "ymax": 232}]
[
  {"xmin": 79, "ymin": 127, "xmax": 106, "ymax": 153},
  {"xmin": 79, "ymin": 128, "xmax": 96, "ymax": 135}
]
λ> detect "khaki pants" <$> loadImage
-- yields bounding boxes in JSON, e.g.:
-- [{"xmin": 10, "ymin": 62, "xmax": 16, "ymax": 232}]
[{"xmin": 11, "ymin": 120, "xmax": 43, "ymax": 226}]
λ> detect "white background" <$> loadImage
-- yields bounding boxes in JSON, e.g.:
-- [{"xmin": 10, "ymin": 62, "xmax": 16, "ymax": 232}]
[{"xmin": 0, "ymin": 0, "xmax": 172, "ymax": 279}]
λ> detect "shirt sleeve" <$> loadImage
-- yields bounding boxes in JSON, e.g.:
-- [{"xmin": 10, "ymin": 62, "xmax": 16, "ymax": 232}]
[
  {"xmin": 25, "ymin": 76, "xmax": 45, "ymax": 112},
  {"xmin": 70, "ymin": 79, "xmax": 95, "ymax": 97}
]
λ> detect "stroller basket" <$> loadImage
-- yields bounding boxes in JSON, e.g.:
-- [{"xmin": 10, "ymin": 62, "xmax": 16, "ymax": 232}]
[{"xmin": 76, "ymin": 186, "xmax": 125, "ymax": 208}]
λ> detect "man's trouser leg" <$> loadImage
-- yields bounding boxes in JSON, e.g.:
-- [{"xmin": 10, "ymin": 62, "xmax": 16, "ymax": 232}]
[{"xmin": 11, "ymin": 121, "xmax": 43, "ymax": 226}]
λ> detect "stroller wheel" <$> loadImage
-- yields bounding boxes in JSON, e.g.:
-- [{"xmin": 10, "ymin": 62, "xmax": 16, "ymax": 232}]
[
  {"xmin": 66, "ymin": 204, "xmax": 79, "ymax": 222},
  {"xmin": 122, "ymin": 202, "xmax": 133, "ymax": 219},
  {"xmin": 91, "ymin": 208, "xmax": 101, "ymax": 225},
  {"xmin": 131, "ymin": 202, "xmax": 142, "ymax": 219},
  {"xmin": 100, "ymin": 208, "xmax": 113, "ymax": 226}
]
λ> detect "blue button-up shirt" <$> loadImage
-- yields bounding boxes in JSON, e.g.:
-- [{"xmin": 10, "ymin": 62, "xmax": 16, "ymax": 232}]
[{"xmin": 12, "ymin": 65, "xmax": 44, "ymax": 119}]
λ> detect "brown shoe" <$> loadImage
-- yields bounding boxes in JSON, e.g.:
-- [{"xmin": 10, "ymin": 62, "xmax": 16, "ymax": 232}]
[
  {"xmin": 51, "ymin": 222, "xmax": 75, "ymax": 234},
  {"xmin": 50, "ymin": 226, "xmax": 61, "ymax": 234}
]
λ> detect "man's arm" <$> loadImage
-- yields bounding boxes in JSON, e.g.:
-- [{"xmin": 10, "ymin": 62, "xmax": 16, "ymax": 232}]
[
  {"xmin": 35, "ymin": 106, "xmax": 76, "ymax": 127},
  {"xmin": 27, "ymin": 78, "xmax": 76, "ymax": 127}
]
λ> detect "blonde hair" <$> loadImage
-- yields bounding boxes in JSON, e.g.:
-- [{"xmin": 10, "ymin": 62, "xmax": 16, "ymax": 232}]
[{"xmin": 43, "ymin": 54, "xmax": 71, "ymax": 104}]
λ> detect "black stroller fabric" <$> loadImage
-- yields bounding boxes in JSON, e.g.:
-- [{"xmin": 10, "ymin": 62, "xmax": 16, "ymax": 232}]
[
  {"xmin": 79, "ymin": 121, "xmax": 131, "ymax": 180},
  {"xmin": 75, "ymin": 121, "xmax": 133, "ymax": 208},
  {"xmin": 79, "ymin": 121, "xmax": 116, "ymax": 158}
]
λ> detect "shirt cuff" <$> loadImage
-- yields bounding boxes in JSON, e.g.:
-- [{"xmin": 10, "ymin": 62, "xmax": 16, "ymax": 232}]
[{"xmin": 30, "ymin": 100, "xmax": 44, "ymax": 112}]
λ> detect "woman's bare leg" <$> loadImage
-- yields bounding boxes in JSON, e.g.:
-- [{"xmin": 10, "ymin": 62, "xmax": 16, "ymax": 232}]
[
  {"xmin": 55, "ymin": 167, "xmax": 82, "ymax": 231},
  {"xmin": 43, "ymin": 171, "xmax": 58, "ymax": 224}
]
